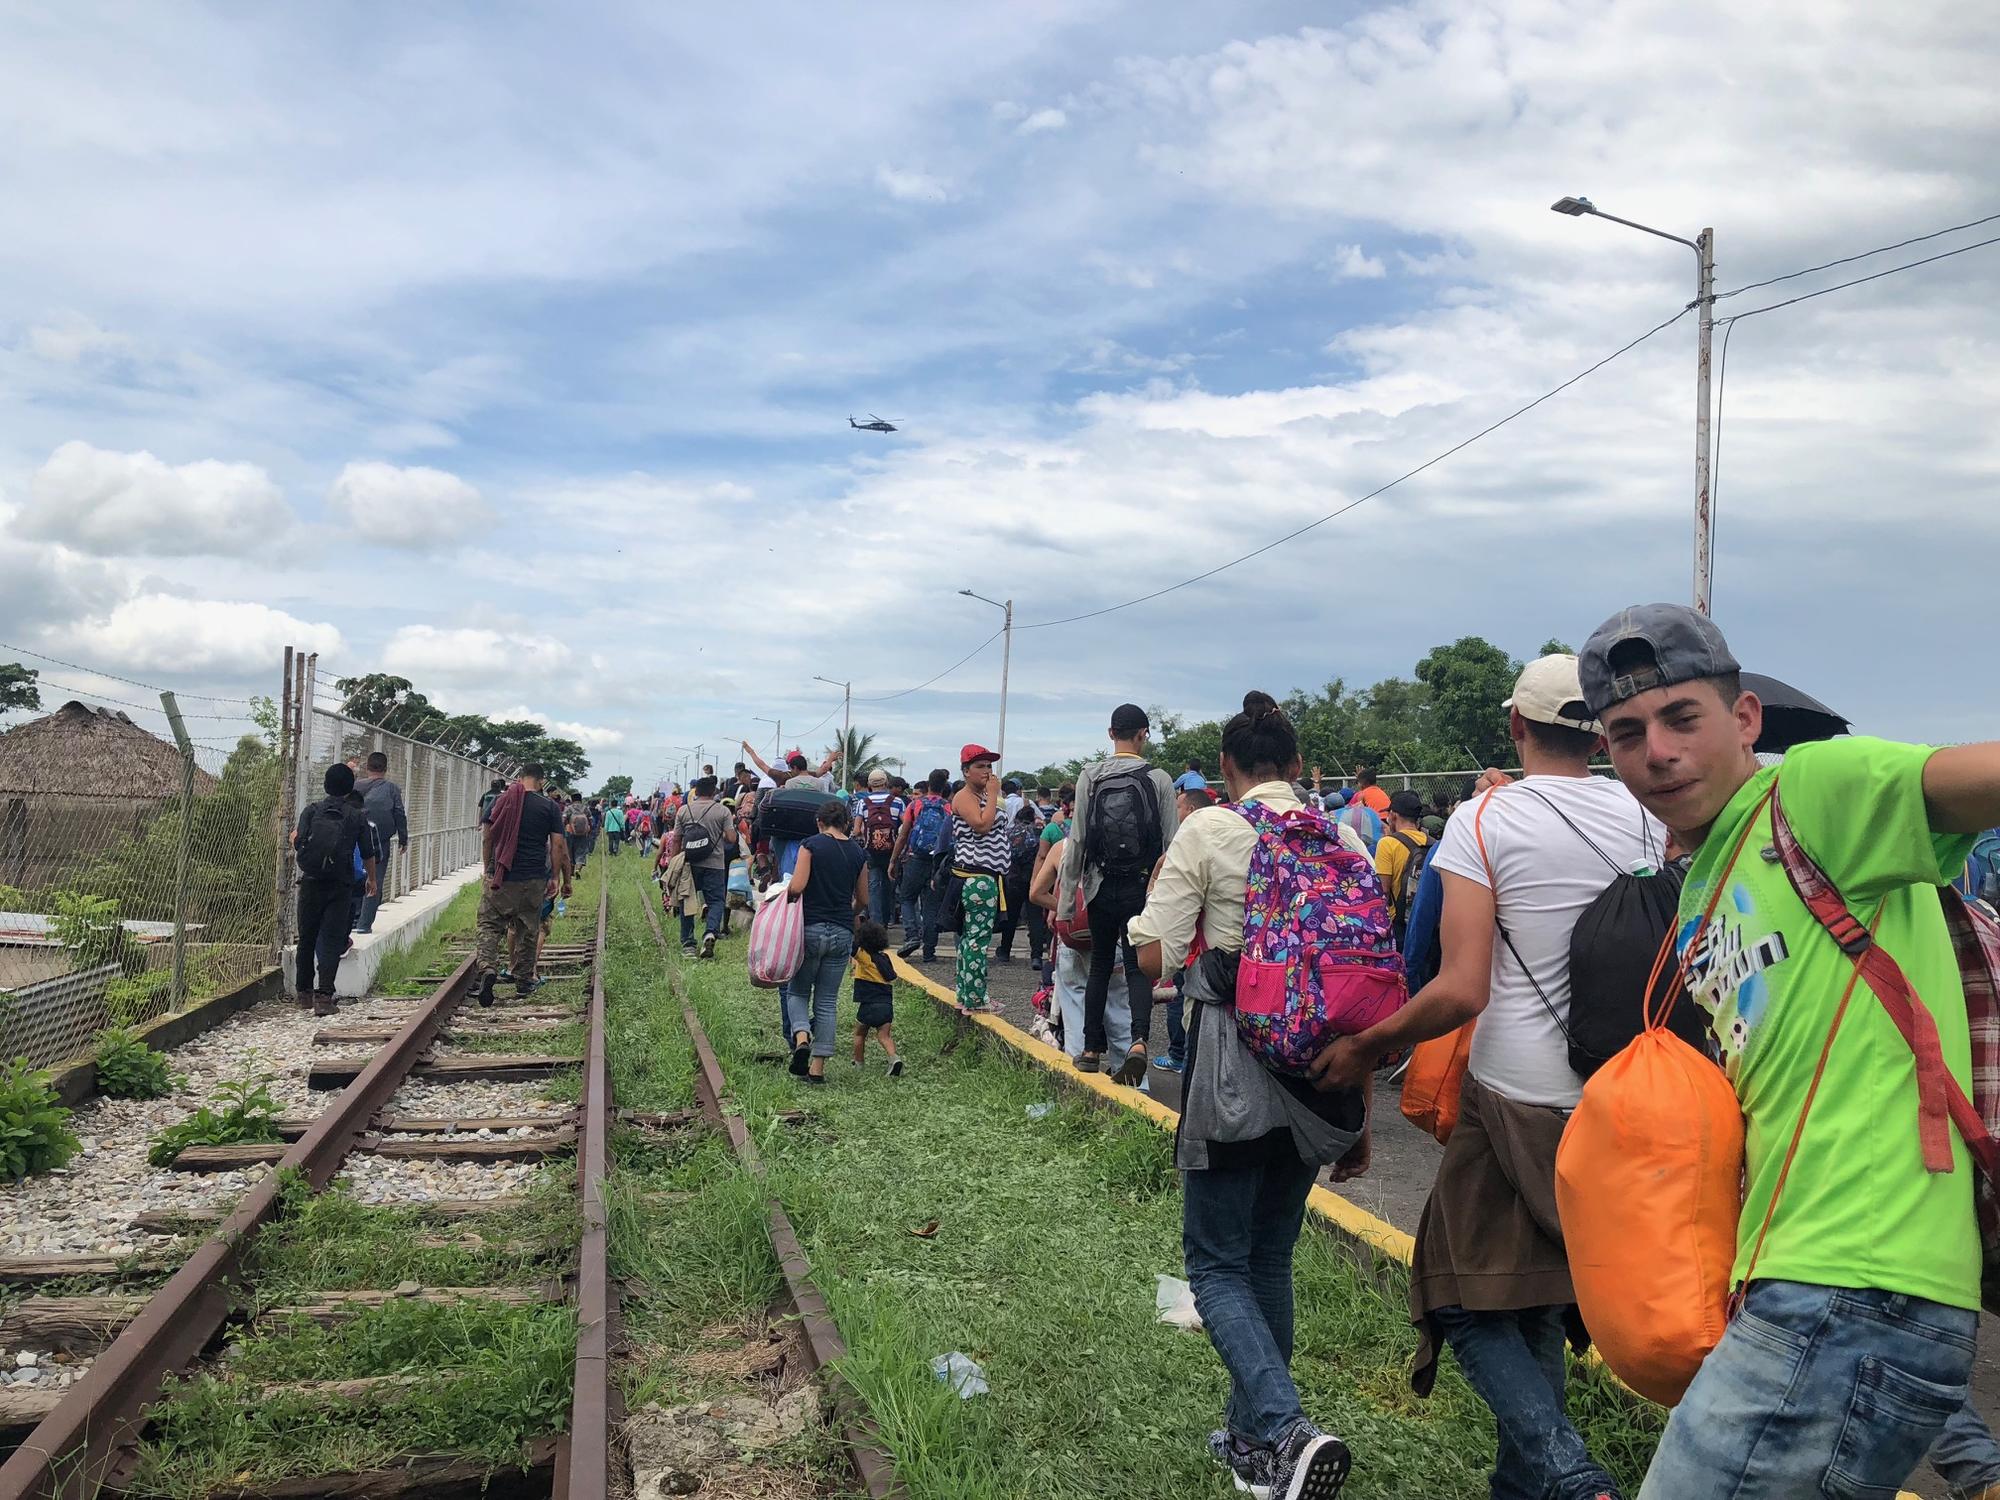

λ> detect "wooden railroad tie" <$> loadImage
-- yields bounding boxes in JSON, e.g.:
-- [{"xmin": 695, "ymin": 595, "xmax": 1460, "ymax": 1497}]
[
  {"xmin": 167, "ymin": 1129, "xmax": 576, "ymax": 1172},
  {"xmin": 129, "ymin": 1197, "xmax": 537, "ymax": 1234},
  {"xmin": 308, "ymin": 1054, "xmax": 579, "ymax": 1089}
]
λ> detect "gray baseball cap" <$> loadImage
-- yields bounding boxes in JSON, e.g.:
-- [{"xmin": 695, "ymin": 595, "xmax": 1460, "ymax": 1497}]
[{"xmin": 1578, "ymin": 603, "xmax": 1741, "ymax": 716}]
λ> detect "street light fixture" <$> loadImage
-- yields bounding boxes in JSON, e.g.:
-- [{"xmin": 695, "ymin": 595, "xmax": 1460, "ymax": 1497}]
[
  {"xmin": 812, "ymin": 676, "xmax": 852, "ymax": 791},
  {"xmin": 1551, "ymin": 194, "xmax": 1717, "ymax": 615},
  {"xmin": 753, "ymin": 716, "xmax": 782, "ymax": 760},
  {"xmin": 958, "ymin": 589, "xmax": 1013, "ymax": 762}
]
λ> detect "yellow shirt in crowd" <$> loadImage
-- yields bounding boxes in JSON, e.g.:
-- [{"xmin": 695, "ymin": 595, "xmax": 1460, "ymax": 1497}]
[{"xmin": 1374, "ymin": 825, "xmax": 1431, "ymax": 923}]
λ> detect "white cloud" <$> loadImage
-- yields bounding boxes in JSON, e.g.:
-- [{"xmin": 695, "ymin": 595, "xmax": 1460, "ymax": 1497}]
[
  {"xmin": 991, "ymin": 100, "xmax": 1026, "ymax": 122},
  {"xmin": 875, "ymin": 165, "xmax": 953, "ymax": 203},
  {"xmin": 382, "ymin": 626, "xmax": 575, "ymax": 688},
  {"xmin": 483, "ymin": 704, "xmax": 626, "ymax": 749},
  {"xmin": 325, "ymin": 461, "xmax": 489, "ymax": 548},
  {"xmin": 1017, "ymin": 107, "xmax": 1068, "ymax": 134},
  {"xmin": 20, "ymin": 441, "xmax": 293, "ymax": 556},
  {"xmin": 1329, "ymin": 243, "xmax": 1385, "ymax": 279},
  {"xmin": 24, "ymin": 312, "xmax": 130, "ymax": 364},
  {"xmin": 55, "ymin": 594, "xmax": 342, "ymax": 675}
]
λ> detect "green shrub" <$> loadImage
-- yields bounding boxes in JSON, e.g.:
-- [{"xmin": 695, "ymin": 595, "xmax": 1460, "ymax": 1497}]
[
  {"xmin": 96, "ymin": 1028, "xmax": 175, "ymax": 1100},
  {"xmin": 50, "ymin": 889, "xmax": 121, "ymax": 968},
  {"xmin": 0, "ymin": 1056, "xmax": 79, "ymax": 1179},
  {"xmin": 104, "ymin": 970, "xmax": 173, "ymax": 1027},
  {"xmin": 149, "ymin": 1076, "xmax": 283, "ymax": 1168}
]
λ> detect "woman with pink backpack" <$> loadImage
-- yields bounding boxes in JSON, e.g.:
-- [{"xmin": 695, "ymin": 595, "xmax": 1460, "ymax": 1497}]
[{"xmin": 1129, "ymin": 690, "xmax": 1380, "ymax": 1500}]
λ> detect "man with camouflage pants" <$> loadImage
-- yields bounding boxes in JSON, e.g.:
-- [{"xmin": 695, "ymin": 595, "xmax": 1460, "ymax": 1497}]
[{"xmin": 475, "ymin": 762, "xmax": 570, "ymax": 1007}]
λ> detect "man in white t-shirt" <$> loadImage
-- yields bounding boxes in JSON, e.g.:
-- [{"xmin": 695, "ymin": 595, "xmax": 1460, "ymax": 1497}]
[{"xmin": 1308, "ymin": 654, "xmax": 1661, "ymax": 1500}]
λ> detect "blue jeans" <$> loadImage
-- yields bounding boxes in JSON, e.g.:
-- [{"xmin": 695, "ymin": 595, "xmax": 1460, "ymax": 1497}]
[
  {"xmin": 1182, "ymin": 1128, "xmax": 1320, "ymax": 1447},
  {"xmin": 1930, "ymin": 1399, "xmax": 2000, "ymax": 1497},
  {"xmin": 898, "ymin": 852, "xmax": 941, "ymax": 954},
  {"xmin": 781, "ymin": 921, "xmax": 852, "ymax": 1058},
  {"xmin": 1638, "ymin": 1280, "xmax": 1977, "ymax": 1499},
  {"xmin": 867, "ymin": 852, "xmax": 894, "ymax": 926},
  {"xmin": 1432, "ymin": 1304, "xmax": 1616, "ymax": 1500},
  {"xmin": 679, "ymin": 865, "xmax": 728, "ymax": 946},
  {"xmin": 357, "ymin": 849, "xmax": 391, "ymax": 931}
]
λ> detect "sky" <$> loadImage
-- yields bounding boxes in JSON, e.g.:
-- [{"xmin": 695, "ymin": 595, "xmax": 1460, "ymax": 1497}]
[{"xmin": 3, "ymin": 0, "xmax": 1997, "ymax": 788}]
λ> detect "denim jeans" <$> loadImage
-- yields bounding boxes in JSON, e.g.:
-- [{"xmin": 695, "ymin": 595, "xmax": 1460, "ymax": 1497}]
[
  {"xmin": 1055, "ymin": 943, "xmax": 1130, "ymax": 1060},
  {"xmin": 1929, "ymin": 1398, "xmax": 2000, "ymax": 1497},
  {"xmin": 1084, "ymin": 870, "xmax": 1153, "ymax": 1053},
  {"xmin": 357, "ymin": 848, "xmax": 391, "ymax": 931},
  {"xmin": 1182, "ymin": 1128, "xmax": 1321, "ymax": 1447},
  {"xmin": 781, "ymin": 922, "xmax": 852, "ymax": 1058},
  {"xmin": 898, "ymin": 852, "xmax": 941, "ymax": 955},
  {"xmin": 867, "ymin": 852, "xmax": 895, "ymax": 926},
  {"xmin": 1432, "ymin": 1304, "xmax": 1617, "ymax": 1500},
  {"xmin": 679, "ymin": 865, "xmax": 728, "ymax": 946},
  {"xmin": 1638, "ymin": 1280, "xmax": 1976, "ymax": 1499}
]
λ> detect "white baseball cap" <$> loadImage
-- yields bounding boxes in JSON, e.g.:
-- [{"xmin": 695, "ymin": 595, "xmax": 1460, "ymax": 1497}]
[{"xmin": 1502, "ymin": 654, "xmax": 1602, "ymax": 734}]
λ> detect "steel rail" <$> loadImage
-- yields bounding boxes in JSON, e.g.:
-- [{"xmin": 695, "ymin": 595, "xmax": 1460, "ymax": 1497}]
[
  {"xmin": 553, "ymin": 879, "xmax": 614, "ymax": 1500},
  {"xmin": 638, "ymin": 898, "xmax": 904, "ymax": 1500},
  {"xmin": 0, "ymin": 952, "xmax": 479, "ymax": 1500}
]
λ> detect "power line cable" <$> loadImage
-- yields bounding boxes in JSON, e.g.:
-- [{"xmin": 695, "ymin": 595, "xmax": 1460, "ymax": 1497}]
[
  {"xmin": 1016, "ymin": 302, "xmax": 1695, "ymax": 630},
  {"xmin": 0, "ymin": 642, "xmax": 255, "ymax": 704},
  {"xmin": 1714, "ymin": 210, "xmax": 2000, "ymax": 302},
  {"xmin": 854, "ymin": 628, "xmax": 1006, "ymax": 703},
  {"xmin": 1718, "ymin": 232, "xmax": 2000, "ymax": 325}
]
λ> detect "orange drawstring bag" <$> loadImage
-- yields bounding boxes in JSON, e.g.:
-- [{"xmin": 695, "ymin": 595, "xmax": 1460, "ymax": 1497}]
[{"xmin": 1554, "ymin": 789, "xmax": 1770, "ymax": 1405}]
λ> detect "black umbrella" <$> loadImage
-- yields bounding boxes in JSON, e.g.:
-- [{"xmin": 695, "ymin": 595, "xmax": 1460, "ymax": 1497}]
[{"xmin": 1744, "ymin": 672, "xmax": 1849, "ymax": 754}]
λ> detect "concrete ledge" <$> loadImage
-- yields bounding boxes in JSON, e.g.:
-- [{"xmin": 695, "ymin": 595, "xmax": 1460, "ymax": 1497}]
[
  {"xmin": 281, "ymin": 865, "xmax": 483, "ymax": 998},
  {"xmin": 46, "ymin": 964, "xmax": 284, "ymax": 1109}
]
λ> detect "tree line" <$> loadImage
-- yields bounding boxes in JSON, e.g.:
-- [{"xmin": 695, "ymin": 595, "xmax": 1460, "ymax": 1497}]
[{"xmin": 332, "ymin": 674, "xmax": 591, "ymax": 790}]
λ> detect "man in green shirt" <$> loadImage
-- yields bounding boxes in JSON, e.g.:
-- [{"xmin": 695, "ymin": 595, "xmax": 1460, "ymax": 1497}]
[{"xmin": 1579, "ymin": 603, "xmax": 2000, "ymax": 1500}]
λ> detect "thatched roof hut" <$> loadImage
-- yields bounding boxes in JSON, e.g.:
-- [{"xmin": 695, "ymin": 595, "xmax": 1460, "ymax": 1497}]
[
  {"xmin": 0, "ymin": 702, "xmax": 219, "ymax": 890},
  {"xmin": 0, "ymin": 701, "xmax": 217, "ymax": 798}
]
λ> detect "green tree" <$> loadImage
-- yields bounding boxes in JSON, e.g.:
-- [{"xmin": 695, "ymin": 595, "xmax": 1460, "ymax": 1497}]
[
  {"xmin": 825, "ymin": 727, "xmax": 888, "ymax": 786},
  {"xmin": 597, "ymin": 774, "xmax": 634, "ymax": 801},
  {"xmin": 1538, "ymin": 637, "xmax": 1574, "ymax": 657},
  {"xmin": 1413, "ymin": 636, "xmax": 1519, "ymax": 769},
  {"xmin": 0, "ymin": 662, "xmax": 41, "ymax": 715}
]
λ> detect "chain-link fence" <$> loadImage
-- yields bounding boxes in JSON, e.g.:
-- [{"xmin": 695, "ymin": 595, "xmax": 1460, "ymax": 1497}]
[{"xmin": 0, "ymin": 683, "xmax": 282, "ymax": 1068}]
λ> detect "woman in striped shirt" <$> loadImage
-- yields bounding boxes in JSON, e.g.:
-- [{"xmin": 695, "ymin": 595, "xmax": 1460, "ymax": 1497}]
[{"xmin": 948, "ymin": 743, "xmax": 1011, "ymax": 1010}]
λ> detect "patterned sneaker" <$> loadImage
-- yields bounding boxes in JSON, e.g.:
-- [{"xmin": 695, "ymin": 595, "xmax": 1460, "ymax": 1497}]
[
  {"xmin": 1207, "ymin": 1430, "xmax": 1276, "ymax": 1498},
  {"xmin": 1268, "ymin": 1422, "xmax": 1350, "ymax": 1500}
]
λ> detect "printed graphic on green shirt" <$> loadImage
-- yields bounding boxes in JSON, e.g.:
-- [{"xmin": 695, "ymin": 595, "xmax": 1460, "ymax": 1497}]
[{"xmin": 1676, "ymin": 736, "xmax": 1980, "ymax": 1310}]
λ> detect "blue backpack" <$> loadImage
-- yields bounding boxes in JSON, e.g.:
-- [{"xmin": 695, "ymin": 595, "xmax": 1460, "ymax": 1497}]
[{"xmin": 908, "ymin": 796, "xmax": 950, "ymax": 857}]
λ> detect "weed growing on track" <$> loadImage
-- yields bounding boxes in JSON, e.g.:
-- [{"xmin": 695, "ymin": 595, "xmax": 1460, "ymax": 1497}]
[
  {"xmin": 606, "ymin": 860, "xmax": 1664, "ymax": 1500},
  {"xmin": 127, "ymin": 1300, "xmax": 574, "ymax": 1498}
]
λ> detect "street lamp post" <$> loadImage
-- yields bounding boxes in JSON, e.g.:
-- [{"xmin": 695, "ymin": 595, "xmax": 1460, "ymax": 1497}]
[
  {"xmin": 813, "ymin": 676, "xmax": 852, "ymax": 791},
  {"xmin": 754, "ymin": 716, "xmax": 781, "ymax": 760},
  {"xmin": 1552, "ymin": 195, "xmax": 1716, "ymax": 615},
  {"xmin": 958, "ymin": 589, "xmax": 1013, "ymax": 761}
]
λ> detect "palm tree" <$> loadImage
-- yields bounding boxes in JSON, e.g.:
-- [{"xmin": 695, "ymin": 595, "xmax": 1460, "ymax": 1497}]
[{"xmin": 824, "ymin": 727, "xmax": 889, "ymax": 789}]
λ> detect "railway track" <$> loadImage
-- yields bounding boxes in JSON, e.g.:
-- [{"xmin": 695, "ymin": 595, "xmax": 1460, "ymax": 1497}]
[
  {"xmin": 637, "ymin": 897, "xmax": 905, "ymax": 1500},
  {"xmin": 0, "ymin": 882, "xmax": 614, "ymax": 1500}
]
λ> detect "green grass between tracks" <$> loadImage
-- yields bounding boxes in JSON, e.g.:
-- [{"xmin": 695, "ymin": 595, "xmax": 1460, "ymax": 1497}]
[
  {"xmin": 607, "ymin": 861, "xmax": 1662, "ymax": 1500},
  {"xmin": 121, "ymin": 863, "xmax": 603, "ymax": 1497}
]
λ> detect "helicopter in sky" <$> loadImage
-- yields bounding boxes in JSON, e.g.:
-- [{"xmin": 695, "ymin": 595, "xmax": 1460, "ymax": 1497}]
[{"xmin": 848, "ymin": 414, "xmax": 899, "ymax": 433}]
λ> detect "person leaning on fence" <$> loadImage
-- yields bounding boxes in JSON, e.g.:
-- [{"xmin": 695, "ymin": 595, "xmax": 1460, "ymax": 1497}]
[
  {"xmin": 475, "ymin": 761, "xmax": 570, "ymax": 1008},
  {"xmin": 292, "ymin": 762, "xmax": 379, "ymax": 1017},
  {"xmin": 353, "ymin": 751, "xmax": 408, "ymax": 934}
]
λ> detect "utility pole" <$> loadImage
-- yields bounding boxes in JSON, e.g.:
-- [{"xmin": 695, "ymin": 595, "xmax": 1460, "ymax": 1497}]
[
  {"xmin": 959, "ymin": 590, "xmax": 1014, "ymax": 760},
  {"xmin": 159, "ymin": 692, "xmax": 197, "ymax": 1008},
  {"xmin": 1552, "ymin": 197, "xmax": 1717, "ymax": 614},
  {"xmin": 814, "ymin": 677, "xmax": 852, "ymax": 791},
  {"xmin": 754, "ymin": 717, "xmax": 781, "ymax": 760}
]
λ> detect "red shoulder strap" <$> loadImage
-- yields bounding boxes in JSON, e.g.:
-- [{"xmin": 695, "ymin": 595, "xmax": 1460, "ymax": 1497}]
[{"xmin": 1770, "ymin": 789, "xmax": 1995, "ymax": 1175}]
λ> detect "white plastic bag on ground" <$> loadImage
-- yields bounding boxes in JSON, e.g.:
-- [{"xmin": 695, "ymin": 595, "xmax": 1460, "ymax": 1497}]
[
  {"xmin": 1156, "ymin": 1274, "xmax": 1202, "ymax": 1331},
  {"xmin": 930, "ymin": 1352, "xmax": 989, "ymax": 1398}
]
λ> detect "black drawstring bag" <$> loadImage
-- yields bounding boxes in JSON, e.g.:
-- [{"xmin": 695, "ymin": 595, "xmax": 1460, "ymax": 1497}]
[{"xmin": 1566, "ymin": 862, "xmax": 1709, "ymax": 1077}]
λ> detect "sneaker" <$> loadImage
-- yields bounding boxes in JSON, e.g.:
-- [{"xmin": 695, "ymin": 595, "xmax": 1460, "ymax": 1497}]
[
  {"xmin": 896, "ymin": 940, "xmax": 920, "ymax": 959},
  {"xmin": 886, "ymin": 1057, "xmax": 904, "ymax": 1078},
  {"xmin": 514, "ymin": 976, "xmax": 543, "ymax": 997},
  {"xmin": 1155, "ymin": 1052, "xmax": 1187, "ymax": 1074},
  {"xmin": 312, "ymin": 991, "xmax": 338, "ymax": 1017},
  {"xmin": 1268, "ymin": 1423, "xmax": 1350, "ymax": 1500},
  {"xmin": 700, "ymin": 933, "xmax": 716, "ymax": 960},
  {"xmin": 476, "ymin": 971, "xmax": 497, "ymax": 1008},
  {"xmin": 1208, "ymin": 1430, "xmax": 1276, "ymax": 1499},
  {"xmin": 800, "ymin": 1072, "xmax": 826, "ymax": 1087},
  {"xmin": 1077, "ymin": 1051, "xmax": 1102, "ymax": 1074},
  {"xmin": 681, "ymin": 945, "xmax": 697, "ymax": 958}
]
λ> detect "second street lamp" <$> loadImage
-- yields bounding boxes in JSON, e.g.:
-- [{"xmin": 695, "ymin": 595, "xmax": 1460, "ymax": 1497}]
[
  {"xmin": 1552, "ymin": 195, "xmax": 1716, "ymax": 615},
  {"xmin": 958, "ymin": 589, "xmax": 1013, "ymax": 762},
  {"xmin": 812, "ymin": 676, "xmax": 851, "ymax": 792}
]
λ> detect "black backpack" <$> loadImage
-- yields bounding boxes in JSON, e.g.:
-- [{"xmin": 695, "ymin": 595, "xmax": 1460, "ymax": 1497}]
[
  {"xmin": 1084, "ymin": 762, "xmax": 1162, "ymax": 878},
  {"xmin": 1386, "ymin": 830, "xmax": 1434, "ymax": 940},
  {"xmin": 679, "ymin": 805, "xmax": 716, "ymax": 859},
  {"xmin": 1566, "ymin": 862, "xmax": 1708, "ymax": 1076},
  {"xmin": 297, "ymin": 798, "xmax": 358, "ymax": 882}
]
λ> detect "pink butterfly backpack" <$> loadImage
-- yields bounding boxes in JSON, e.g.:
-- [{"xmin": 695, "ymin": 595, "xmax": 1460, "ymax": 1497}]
[{"xmin": 1233, "ymin": 800, "xmax": 1408, "ymax": 1075}]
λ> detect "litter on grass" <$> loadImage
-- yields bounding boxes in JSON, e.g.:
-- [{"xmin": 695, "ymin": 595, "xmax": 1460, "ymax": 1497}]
[
  {"xmin": 1156, "ymin": 1274, "xmax": 1203, "ymax": 1331},
  {"xmin": 1025, "ymin": 1102, "xmax": 1053, "ymax": 1120},
  {"xmin": 930, "ymin": 1352, "xmax": 989, "ymax": 1398}
]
